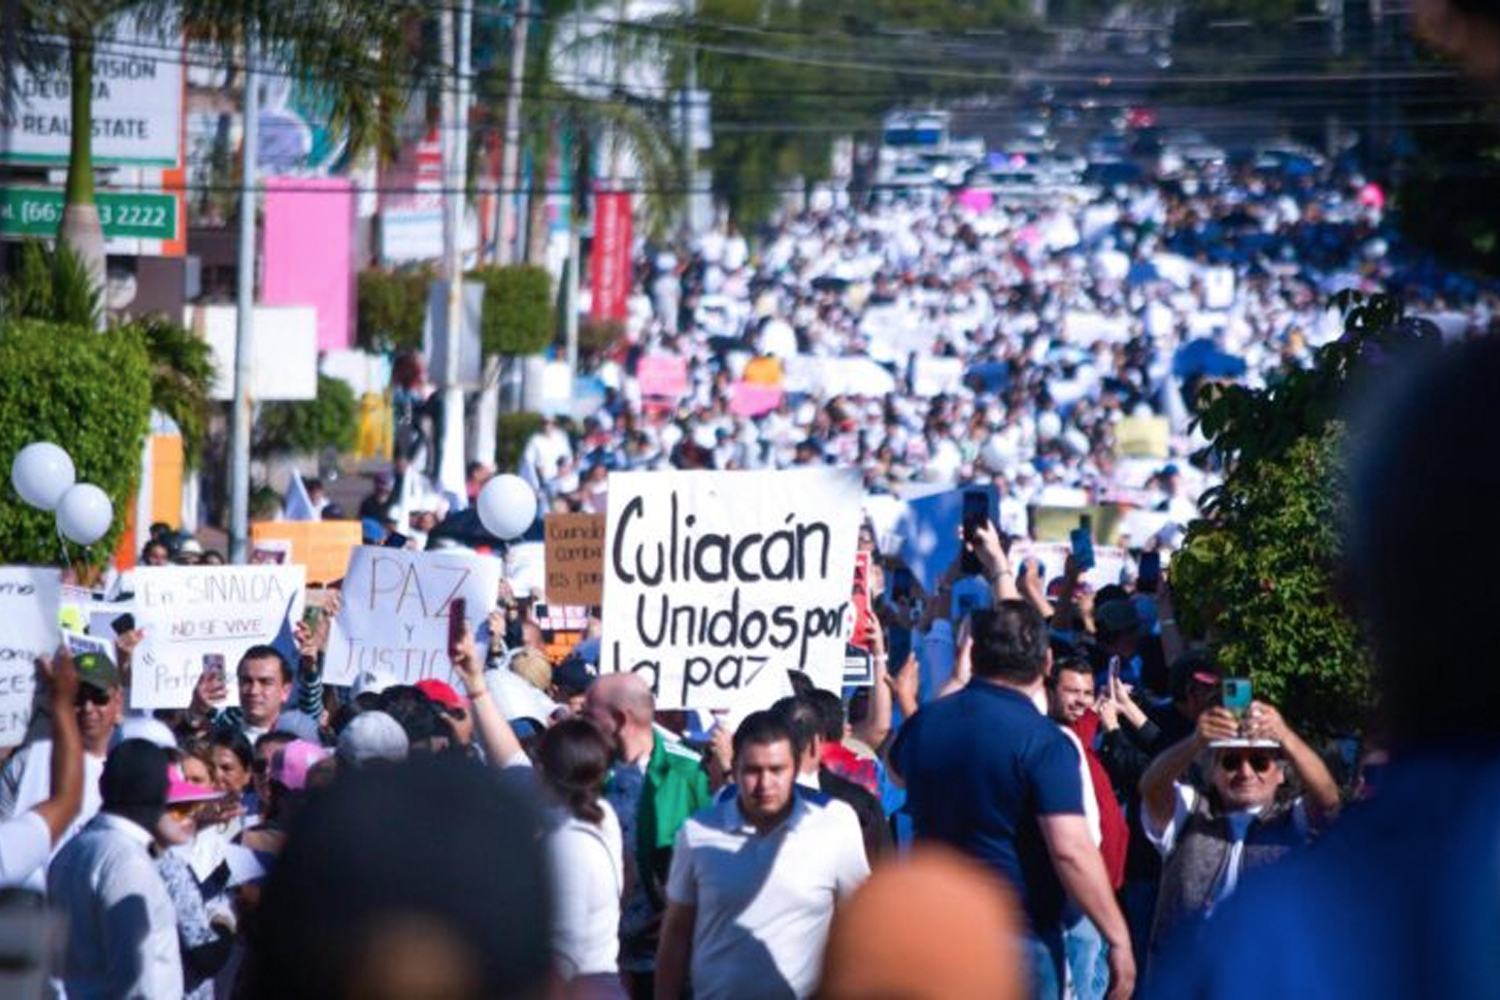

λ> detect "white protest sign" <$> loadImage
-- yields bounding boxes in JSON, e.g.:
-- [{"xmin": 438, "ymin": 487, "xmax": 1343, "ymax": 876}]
[
  {"xmin": 0, "ymin": 15, "xmax": 184, "ymax": 167},
  {"xmin": 132, "ymin": 566, "xmax": 306, "ymax": 710},
  {"xmin": 0, "ymin": 568, "xmax": 61, "ymax": 748},
  {"xmin": 601, "ymin": 468, "xmax": 863, "ymax": 709},
  {"xmin": 325, "ymin": 547, "xmax": 501, "ymax": 687}
]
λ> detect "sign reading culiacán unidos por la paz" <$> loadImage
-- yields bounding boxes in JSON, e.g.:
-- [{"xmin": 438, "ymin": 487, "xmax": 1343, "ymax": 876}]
[
  {"xmin": 0, "ymin": 15, "xmax": 184, "ymax": 167},
  {"xmin": 600, "ymin": 468, "xmax": 862, "ymax": 710}
]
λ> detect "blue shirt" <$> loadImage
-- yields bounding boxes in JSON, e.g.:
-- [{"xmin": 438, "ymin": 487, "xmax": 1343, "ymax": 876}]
[{"xmin": 891, "ymin": 682, "xmax": 1084, "ymax": 932}]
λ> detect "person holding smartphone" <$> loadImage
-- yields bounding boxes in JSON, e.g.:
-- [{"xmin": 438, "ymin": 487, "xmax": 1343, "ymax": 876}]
[{"xmin": 1137, "ymin": 697, "xmax": 1340, "ymax": 961}]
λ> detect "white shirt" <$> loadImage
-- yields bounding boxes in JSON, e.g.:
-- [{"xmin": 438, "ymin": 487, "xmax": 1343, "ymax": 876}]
[
  {"xmin": 48, "ymin": 813, "xmax": 184, "ymax": 999},
  {"xmin": 0, "ymin": 742, "xmax": 106, "ymax": 891},
  {"xmin": 0, "ymin": 811, "xmax": 50, "ymax": 887},
  {"xmin": 1144, "ymin": 784, "xmax": 1309, "ymax": 914},
  {"xmin": 547, "ymin": 801, "xmax": 624, "ymax": 979},
  {"xmin": 667, "ymin": 791, "xmax": 869, "ymax": 1000}
]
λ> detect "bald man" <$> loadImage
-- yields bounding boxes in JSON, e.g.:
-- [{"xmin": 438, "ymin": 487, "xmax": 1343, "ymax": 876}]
[{"xmin": 584, "ymin": 674, "xmax": 711, "ymax": 997}]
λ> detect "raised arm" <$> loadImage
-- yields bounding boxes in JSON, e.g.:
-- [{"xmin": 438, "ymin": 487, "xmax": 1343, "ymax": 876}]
[
  {"xmin": 33, "ymin": 649, "xmax": 83, "ymax": 844},
  {"xmin": 450, "ymin": 625, "xmax": 525, "ymax": 767},
  {"xmin": 1245, "ymin": 700, "xmax": 1341, "ymax": 830},
  {"xmin": 852, "ymin": 616, "xmax": 893, "ymax": 751},
  {"xmin": 1140, "ymin": 707, "xmax": 1237, "ymax": 832},
  {"xmin": 970, "ymin": 520, "xmax": 1021, "ymax": 603}
]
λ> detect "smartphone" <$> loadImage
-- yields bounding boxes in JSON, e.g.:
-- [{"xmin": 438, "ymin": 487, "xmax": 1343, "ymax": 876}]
[
  {"xmin": 202, "ymin": 653, "xmax": 226, "ymax": 685},
  {"xmin": 1138, "ymin": 551, "xmax": 1162, "ymax": 594},
  {"xmin": 110, "ymin": 613, "xmax": 136, "ymax": 636},
  {"xmin": 302, "ymin": 605, "xmax": 323, "ymax": 630},
  {"xmin": 383, "ymin": 532, "xmax": 409, "ymax": 549},
  {"xmin": 448, "ymin": 597, "xmax": 467, "ymax": 653},
  {"xmin": 961, "ymin": 490, "xmax": 989, "ymax": 576},
  {"xmin": 1221, "ymin": 677, "xmax": 1253, "ymax": 717},
  {"xmin": 1108, "ymin": 655, "xmax": 1121, "ymax": 688},
  {"xmin": 1070, "ymin": 515, "xmax": 1096, "ymax": 572}
]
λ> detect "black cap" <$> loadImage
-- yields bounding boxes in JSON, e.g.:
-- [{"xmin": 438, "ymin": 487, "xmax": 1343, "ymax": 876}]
[{"xmin": 100, "ymin": 740, "xmax": 169, "ymax": 816}]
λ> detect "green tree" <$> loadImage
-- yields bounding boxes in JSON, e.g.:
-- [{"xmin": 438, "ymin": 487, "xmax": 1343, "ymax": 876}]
[
  {"xmin": 1171, "ymin": 292, "xmax": 1442, "ymax": 736},
  {"xmin": 254, "ymin": 373, "xmax": 358, "ymax": 457},
  {"xmin": 356, "ymin": 269, "xmax": 430, "ymax": 353},
  {"xmin": 0, "ymin": 318, "xmax": 152, "ymax": 567},
  {"xmin": 468, "ymin": 264, "xmax": 555, "ymax": 356}
]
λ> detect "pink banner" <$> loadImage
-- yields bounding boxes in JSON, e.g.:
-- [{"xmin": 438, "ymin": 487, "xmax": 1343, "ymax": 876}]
[
  {"xmin": 729, "ymin": 381, "xmax": 784, "ymax": 417},
  {"xmin": 590, "ymin": 191, "xmax": 633, "ymax": 322},
  {"xmin": 638, "ymin": 354, "xmax": 688, "ymax": 399},
  {"xmin": 263, "ymin": 177, "xmax": 355, "ymax": 350}
]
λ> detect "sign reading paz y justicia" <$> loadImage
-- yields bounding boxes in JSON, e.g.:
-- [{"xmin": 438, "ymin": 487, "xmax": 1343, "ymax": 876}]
[
  {"xmin": 0, "ymin": 567, "xmax": 61, "ymax": 748},
  {"xmin": 601, "ymin": 468, "xmax": 862, "ymax": 709},
  {"xmin": 131, "ymin": 565, "xmax": 306, "ymax": 710},
  {"xmin": 325, "ymin": 547, "xmax": 501, "ymax": 688}
]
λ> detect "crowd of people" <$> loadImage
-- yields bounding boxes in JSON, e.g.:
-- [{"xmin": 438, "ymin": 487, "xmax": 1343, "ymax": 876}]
[{"xmin": 4, "ymin": 146, "xmax": 1500, "ymax": 1000}]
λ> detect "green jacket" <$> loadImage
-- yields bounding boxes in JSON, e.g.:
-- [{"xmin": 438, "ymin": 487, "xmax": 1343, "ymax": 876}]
[{"xmin": 635, "ymin": 728, "xmax": 712, "ymax": 906}]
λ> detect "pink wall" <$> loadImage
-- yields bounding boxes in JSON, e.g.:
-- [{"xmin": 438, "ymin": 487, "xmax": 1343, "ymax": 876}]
[{"xmin": 262, "ymin": 177, "xmax": 355, "ymax": 351}]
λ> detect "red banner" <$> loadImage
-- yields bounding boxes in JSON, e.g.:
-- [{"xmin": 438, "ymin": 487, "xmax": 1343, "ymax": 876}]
[{"xmin": 590, "ymin": 191, "xmax": 633, "ymax": 322}]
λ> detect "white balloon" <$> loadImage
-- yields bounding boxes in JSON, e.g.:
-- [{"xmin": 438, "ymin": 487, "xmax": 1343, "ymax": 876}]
[
  {"xmin": 476, "ymin": 474, "xmax": 538, "ymax": 541},
  {"xmin": 10, "ymin": 442, "xmax": 76, "ymax": 511},
  {"xmin": 56, "ymin": 483, "xmax": 113, "ymax": 546}
]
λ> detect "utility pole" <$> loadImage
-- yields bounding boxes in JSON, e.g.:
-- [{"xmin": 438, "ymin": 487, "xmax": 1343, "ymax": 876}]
[
  {"xmin": 228, "ymin": 31, "xmax": 260, "ymax": 564},
  {"xmin": 438, "ymin": 0, "xmax": 472, "ymax": 498},
  {"xmin": 682, "ymin": 0, "xmax": 699, "ymax": 235}
]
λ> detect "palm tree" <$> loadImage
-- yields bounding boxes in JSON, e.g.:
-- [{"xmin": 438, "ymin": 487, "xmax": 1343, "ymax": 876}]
[{"xmin": 11, "ymin": 0, "xmax": 428, "ymax": 291}]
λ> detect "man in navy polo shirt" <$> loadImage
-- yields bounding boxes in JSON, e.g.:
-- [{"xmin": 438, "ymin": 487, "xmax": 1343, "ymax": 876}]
[{"xmin": 891, "ymin": 601, "xmax": 1135, "ymax": 1000}]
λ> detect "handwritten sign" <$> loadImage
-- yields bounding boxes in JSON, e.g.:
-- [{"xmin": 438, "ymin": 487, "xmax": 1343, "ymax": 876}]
[
  {"xmin": 0, "ymin": 568, "xmax": 61, "ymax": 748},
  {"xmin": 601, "ymin": 469, "xmax": 862, "ymax": 709},
  {"xmin": 131, "ymin": 565, "xmax": 306, "ymax": 710},
  {"xmin": 325, "ymin": 547, "xmax": 501, "ymax": 687},
  {"xmin": 250, "ymin": 520, "xmax": 363, "ymax": 583},
  {"xmin": 544, "ymin": 513, "xmax": 606, "ymax": 606},
  {"xmin": 637, "ymin": 354, "xmax": 689, "ymax": 400},
  {"xmin": 1012, "ymin": 541, "xmax": 1130, "ymax": 592},
  {"xmin": 1114, "ymin": 416, "xmax": 1170, "ymax": 459}
]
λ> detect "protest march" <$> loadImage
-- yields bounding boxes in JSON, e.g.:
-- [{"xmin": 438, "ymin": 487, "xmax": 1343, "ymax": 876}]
[{"xmin": 6, "ymin": 58, "xmax": 1500, "ymax": 999}]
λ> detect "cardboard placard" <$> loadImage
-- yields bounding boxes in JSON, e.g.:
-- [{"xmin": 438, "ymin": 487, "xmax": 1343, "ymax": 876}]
[
  {"xmin": 250, "ymin": 520, "xmax": 363, "ymax": 584},
  {"xmin": 131, "ymin": 565, "xmax": 306, "ymax": 710},
  {"xmin": 1114, "ymin": 416, "xmax": 1170, "ymax": 459},
  {"xmin": 544, "ymin": 513, "xmax": 606, "ymax": 606},
  {"xmin": 600, "ymin": 469, "xmax": 862, "ymax": 709},
  {"xmin": 325, "ymin": 547, "xmax": 501, "ymax": 687},
  {"xmin": 0, "ymin": 568, "xmax": 61, "ymax": 747}
]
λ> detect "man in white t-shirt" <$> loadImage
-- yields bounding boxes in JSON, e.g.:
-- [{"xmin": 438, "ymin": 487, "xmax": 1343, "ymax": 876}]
[
  {"xmin": 0, "ymin": 651, "xmax": 120, "ymax": 890},
  {"xmin": 655, "ymin": 711, "xmax": 868, "ymax": 1000},
  {"xmin": 0, "ymin": 650, "xmax": 84, "ymax": 888}
]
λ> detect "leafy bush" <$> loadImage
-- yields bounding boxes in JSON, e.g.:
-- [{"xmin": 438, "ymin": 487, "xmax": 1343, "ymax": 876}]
[
  {"xmin": 0, "ymin": 240, "xmax": 100, "ymax": 328},
  {"xmin": 254, "ymin": 374, "xmax": 358, "ymax": 457},
  {"xmin": 128, "ymin": 315, "xmax": 218, "ymax": 467},
  {"xmin": 495, "ymin": 411, "xmax": 545, "ymax": 474},
  {"xmin": 577, "ymin": 317, "xmax": 625, "ymax": 358},
  {"xmin": 356, "ymin": 269, "xmax": 429, "ymax": 352},
  {"xmin": 468, "ymin": 265, "xmax": 554, "ymax": 356},
  {"xmin": 0, "ymin": 318, "xmax": 152, "ymax": 567},
  {"xmin": 1172, "ymin": 293, "xmax": 1441, "ymax": 736}
]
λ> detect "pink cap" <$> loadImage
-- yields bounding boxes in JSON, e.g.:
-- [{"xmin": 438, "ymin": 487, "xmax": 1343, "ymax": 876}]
[
  {"xmin": 166, "ymin": 764, "xmax": 221, "ymax": 805},
  {"xmin": 271, "ymin": 740, "xmax": 331, "ymax": 792}
]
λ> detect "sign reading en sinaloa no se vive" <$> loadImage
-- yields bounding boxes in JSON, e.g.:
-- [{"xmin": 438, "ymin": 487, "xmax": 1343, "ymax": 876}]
[{"xmin": 0, "ymin": 15, "xmax": 184, "ymax": 167}]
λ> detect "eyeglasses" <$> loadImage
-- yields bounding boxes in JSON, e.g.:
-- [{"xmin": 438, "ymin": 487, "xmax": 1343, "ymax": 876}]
[
  {"xmin": 74, "ymin": 687, "xmax": 112, "ymax": 708},
  {"xmin": 1219, "ymin": 752, "xmax": 1276, "ymax": 774}
]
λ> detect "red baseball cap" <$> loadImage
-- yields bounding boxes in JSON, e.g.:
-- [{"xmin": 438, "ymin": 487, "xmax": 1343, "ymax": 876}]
[{"xmin": 416, "ymin": 679, "xmax": 467, "ymax": 713}]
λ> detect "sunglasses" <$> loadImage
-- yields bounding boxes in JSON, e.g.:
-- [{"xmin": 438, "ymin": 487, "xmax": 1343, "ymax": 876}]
[
  {"xmin": 165, "ymin": 801, "xmax": 202, "ymax": 817},
  {"xmin": 74, "ymin": 687, "xmax": 112, "ymax": 707},
  {"xmin": 1219, "ymin": 752, "xmax": 1277, "ymax": 774}
]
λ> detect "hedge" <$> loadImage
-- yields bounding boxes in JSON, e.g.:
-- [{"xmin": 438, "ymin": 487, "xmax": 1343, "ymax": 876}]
[
  {"xmin": 468, "ymin": 265, "xmax": 555, "ymax": 356},
  {"xmin": 254, "ymin": 373, "xmax": 359, "ymax": 457},
  {"xmin": 356, "ymin": 269, "xmax": 429, "ymax": 353},
  {"xmin": 0, "ymin": 318, "xmax": 152, "ymax": 567},
  {"xmin": 496, "ymin": 411, "xmax": 545, "ymax": 474}
]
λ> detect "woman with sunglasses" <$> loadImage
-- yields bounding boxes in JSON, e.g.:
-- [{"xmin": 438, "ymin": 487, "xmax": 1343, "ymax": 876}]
[
  {"xmin": 1138, "ymin": 696, "xmax": 1341, "ymax": 966},
  {"xmin": 157, "ymin": 764, "xmax": 235, "ymax": 1000}
]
